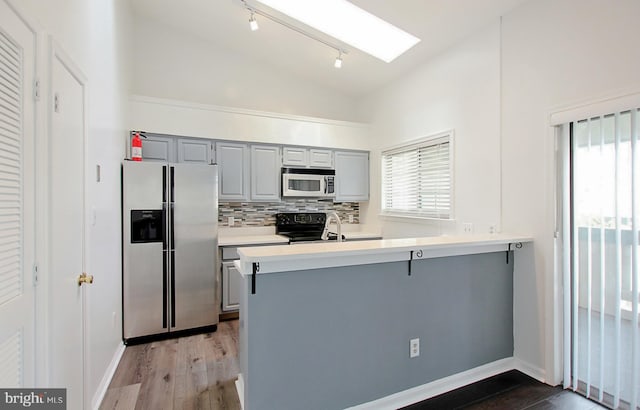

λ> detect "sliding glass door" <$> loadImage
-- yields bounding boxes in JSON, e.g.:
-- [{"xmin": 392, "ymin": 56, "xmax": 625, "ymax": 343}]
[{"xmin": 570, "ymin": 109, "xmax": 640, "ymax": 409}]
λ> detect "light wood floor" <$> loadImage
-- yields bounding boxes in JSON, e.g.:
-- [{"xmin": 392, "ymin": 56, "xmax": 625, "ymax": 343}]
[{"xmin": 100, "ymin": 320, "xmax": 241, "ymax": 410}]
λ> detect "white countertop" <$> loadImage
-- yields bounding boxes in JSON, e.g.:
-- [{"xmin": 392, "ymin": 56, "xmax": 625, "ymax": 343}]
[
  {"xmin": 218, "ymin": 234, "xmax": 290, "ymax": 247},
  {"xmin": 236, "ymin": 234, "xmax": 532, "ymax": 275}
]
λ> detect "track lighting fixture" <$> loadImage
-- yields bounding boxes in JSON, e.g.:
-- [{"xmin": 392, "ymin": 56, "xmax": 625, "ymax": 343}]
[
  {"xmin": 249, "ymin": 13, "xmax": 259, "ymax": 31},
  {"xmin": 241, "ymin": 0, "xmax": 348, "ymax": 69},
  {"xmin": 334, "ymin": 52, "xmax": 343, "ymax": 69}
]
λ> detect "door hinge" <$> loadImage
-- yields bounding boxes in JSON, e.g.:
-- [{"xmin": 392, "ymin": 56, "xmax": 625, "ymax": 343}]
[
  {"xmin": 33, "ymin": 79, "xmax": 40, "ymax": 101},
  {"xmin": 54, "ymin": 93, "xmax": 60, "ymax": 113},
  {"xmin": 32, "ymin": 264, "xmax": 38, "ymax": 286}
]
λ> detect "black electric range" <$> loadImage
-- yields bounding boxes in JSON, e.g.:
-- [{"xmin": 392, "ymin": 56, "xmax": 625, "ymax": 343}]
[{"xmin": 275, "ymin": 212, "xmax": 343, "ymax": 243}]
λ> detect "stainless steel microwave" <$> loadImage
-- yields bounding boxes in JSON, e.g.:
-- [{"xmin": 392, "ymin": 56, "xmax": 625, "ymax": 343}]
[{"xmin": 282, "ymin": 168, "xmax": 335, "ymax": 198}]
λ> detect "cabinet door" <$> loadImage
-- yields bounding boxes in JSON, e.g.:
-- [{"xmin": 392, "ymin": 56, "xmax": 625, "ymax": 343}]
[
  {"xmin": 251, "ymin": 145, "xmax": 281, "ymax": 201},
  {"xmin": 335, "ymin": 151, "xmax": 369, "ymax": 201},
  {"xmin": 282, "ymin": 147, "xmax": 308, "ymax": 166},
  {"xmin": 216, "ymin": 142, "xmax": 249, "ymax": 200},
  {"xmin": 221, "ymin": 261, "xmax": 241, "ymax": 312},
  {"xmin": 139, "ymin": 134, "xmax": 176, "ymax": 162},
  {"xmin": 177, "ymin": 138, "xmax": 212, "ymax": 164},
  {"xmin": 309, "ymin": 149, "xmax": 333, "ymax": 168}
]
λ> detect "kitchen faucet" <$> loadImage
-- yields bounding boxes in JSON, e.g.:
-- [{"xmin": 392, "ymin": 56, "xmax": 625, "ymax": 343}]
[{"xmin": 321, "ymin": 211, "xmax": 342, "ymax": 242}]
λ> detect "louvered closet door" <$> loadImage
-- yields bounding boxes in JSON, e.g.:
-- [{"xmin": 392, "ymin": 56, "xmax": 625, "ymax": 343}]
[{"xmin": 0, "ymin": 0, "xmax": 37, "ymax": 388}]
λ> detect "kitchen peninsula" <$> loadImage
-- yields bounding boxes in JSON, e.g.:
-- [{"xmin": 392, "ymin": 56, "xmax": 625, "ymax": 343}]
[{"xmin": 235, "ymin": 234, "xmax": 532, "ymax": 410}]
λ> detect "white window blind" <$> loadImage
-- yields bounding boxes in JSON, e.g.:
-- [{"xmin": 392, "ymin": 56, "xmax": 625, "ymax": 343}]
[{"xmin": 381, "ymin": 133, "xmax": 452, "ymax": 219}]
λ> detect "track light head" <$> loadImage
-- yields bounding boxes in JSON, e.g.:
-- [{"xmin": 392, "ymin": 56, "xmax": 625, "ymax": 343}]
[
  {"xmin": 249, "ymin": 13, "xmax": 259, "ymax": 31},
  {"xmin": 334, "ymin": 53, "xmax": 343, "ymax": 69}
]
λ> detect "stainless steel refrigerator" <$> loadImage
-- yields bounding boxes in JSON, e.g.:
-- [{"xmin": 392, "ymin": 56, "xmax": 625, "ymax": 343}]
[{"xmin": 122, "ymin": 161, "xmax": 218, "ymax": 343}]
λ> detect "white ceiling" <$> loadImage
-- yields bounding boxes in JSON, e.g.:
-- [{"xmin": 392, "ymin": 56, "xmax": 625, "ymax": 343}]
[{"xmin": 131, "ymin": 0, "xmax": 528, "ymax": 98}]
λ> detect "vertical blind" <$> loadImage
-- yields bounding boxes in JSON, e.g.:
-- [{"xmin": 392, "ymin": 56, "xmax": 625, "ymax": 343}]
[
  {"xmin": 570, "ymin": 109, "xmax": 640, "ymax": 410},
  {"xmin": 381, "ymin": 134, "xmax": 452, "ymax": 219}
]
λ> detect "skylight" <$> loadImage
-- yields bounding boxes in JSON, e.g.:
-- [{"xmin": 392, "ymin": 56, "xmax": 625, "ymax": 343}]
[{"xmin": 253, "ymin": 0, "xmax": 421, "ymax": 63}]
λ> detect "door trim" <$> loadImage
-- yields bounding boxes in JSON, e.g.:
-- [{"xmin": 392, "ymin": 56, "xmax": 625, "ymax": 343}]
[
  {"xmin": 46, "ymin": 36, "xmax": 90, "ymax": 408},
  {"xmin": 1, "ymin": 0, "xmax": 41, "ymax": 389}
]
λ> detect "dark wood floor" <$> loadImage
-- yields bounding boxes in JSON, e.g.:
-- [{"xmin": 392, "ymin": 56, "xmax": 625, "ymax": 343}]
[
  {"xmin": 102, "ymin": 320, "xmax": 606, "ymax": 410},
  {"xmin": 100, "ymin": 320, "xmax": 241, "ymax": 410},
  {"xmin": 402, "ymin": 370, "xmax": 607, "ymax": 410}
]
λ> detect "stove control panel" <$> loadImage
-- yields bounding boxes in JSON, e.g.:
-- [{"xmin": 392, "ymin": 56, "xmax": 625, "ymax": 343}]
[{"xmin": 276, "ymin": 213, "xmax": 326, "ymax": 226}]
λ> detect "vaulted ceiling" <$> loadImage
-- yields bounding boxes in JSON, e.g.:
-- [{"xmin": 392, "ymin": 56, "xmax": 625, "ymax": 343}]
[{"xmin": 131, "ymin": 0, "xmax": 528, "ymax": 97}]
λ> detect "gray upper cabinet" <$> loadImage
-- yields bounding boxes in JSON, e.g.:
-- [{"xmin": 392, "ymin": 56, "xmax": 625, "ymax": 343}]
[
  {"xmin": 177, "ymin": 138, "xmax": 213, "ymax": 164},
  {"xmin": 139, "ymin": 133, "xmax": 176, "ymax": 162},
  {"xmin": 282, "ymin": 147, "xmax": 333, "ymax": 168},
  {"xmin": 309, "ymin": 149, "xmax": 333, "ymax": 168},
  {"xmin": 216, "ymin": 142, "xmax": 250, "ymax": 201},
  {"xmin": 250, "ymin": 145, "xmax": 281, "ymax": 201},
  {"xmin": 282, "ymin": 147, "xmax": 307, "ymax": 167},
  {"xmin": 335, "ymin": 151, "xmax": 369, "ymax": 201}
]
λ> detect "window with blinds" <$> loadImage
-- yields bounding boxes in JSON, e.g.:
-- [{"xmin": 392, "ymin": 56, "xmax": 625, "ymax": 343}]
[{"xmin": 381, "ymin": 132, "xmax": 453, "ymax": 219}]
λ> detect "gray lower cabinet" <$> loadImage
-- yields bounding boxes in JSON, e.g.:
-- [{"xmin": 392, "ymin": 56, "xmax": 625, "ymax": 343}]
[
  {"xmin": 335, "ymin": 151, "xmax": 369, "ymax": 201},
  {"xmin": 177, "ymin": 138, "xmax": 213, "ymax": 164},
  {"xmin": 219, "ymin": 242, "xmax": 287, "ymax": 313},
  {"xmin": 251, "ymin": 145, "xmax": 281, "ymax": 201},
  {"xmin": 221, "ymin": 261, "xmax": 241, "ymax": 312},
  {"xmin": 216, "ymin": 142, "xmax": 249, "ymax": 200}
]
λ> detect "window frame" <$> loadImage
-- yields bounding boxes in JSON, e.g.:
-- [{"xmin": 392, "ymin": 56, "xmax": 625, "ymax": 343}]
[{"xmin": 380, "ymin": 130, "xmax": 455, "ymax": 221}]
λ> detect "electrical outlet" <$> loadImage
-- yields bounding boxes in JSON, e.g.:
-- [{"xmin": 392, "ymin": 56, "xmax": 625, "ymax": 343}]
[
  {"xmin": 410, "ymin": 338, "xmax": 420, "ymax": 358},
  {"xmin": 489, "ymin": 225, "xmax": 496, "ymax": 234},
  {"xmin": 348, "ymin": 214, "xmax": 354, "ymax": 223},
  {"xmin": 228, "ymin": 216, "xmax": 235, "ymax": 226},
  {"xmin": 463, "ymin": 223, "xmax": 473, "ymax": 233}
]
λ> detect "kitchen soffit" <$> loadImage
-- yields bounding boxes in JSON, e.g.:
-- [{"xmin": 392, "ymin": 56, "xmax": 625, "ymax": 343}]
[{"xmin": 131, "ymin": 0, "xmax": 529, "ymax": 98}]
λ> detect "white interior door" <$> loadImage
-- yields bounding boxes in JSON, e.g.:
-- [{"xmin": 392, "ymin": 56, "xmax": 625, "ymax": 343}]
[
  {"xmin": 0, "ymin": 0, "xmax": 36, "ymax": 389},
  {"xmin": 48, "ymin": 40, "xmax": 87, "ymax": 409}
]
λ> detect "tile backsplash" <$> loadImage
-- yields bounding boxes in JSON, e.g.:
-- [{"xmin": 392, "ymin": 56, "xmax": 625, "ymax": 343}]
[{"xmin": 219, "ymin": 199, "xmax": 359, "ymax": 227}]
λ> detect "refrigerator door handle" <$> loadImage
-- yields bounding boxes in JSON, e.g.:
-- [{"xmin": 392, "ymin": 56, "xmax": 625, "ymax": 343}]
[
  {"xmin": 162, "ymin": 203, "xmax": 167, "ymax": 250},
  {"xmin": 170, "ymin": 249, "xmax": 176, "ymax": 328},
  {"xmin": 162, "ymin": 165, "xmax": 167, "ymax": 203},
  {"xmin": 170, "ymin": 203, "xmax": 175, "ymax": 251},
  {"xmin": 170, "ymin": 166, "xmax": 175, "ymax": 203},
  {"xmin": 162, "ymin": 250, "xmax": 168, "ymax": 329},
  {"xmin": 169, "ymin": 176, "xmax": 176, "ymax": 327}
]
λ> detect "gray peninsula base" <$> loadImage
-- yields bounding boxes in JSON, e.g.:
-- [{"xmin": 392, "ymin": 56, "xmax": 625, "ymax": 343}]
[{"xmin": 239, "ymin": 251, "xmax": 514, "ymax": 410}]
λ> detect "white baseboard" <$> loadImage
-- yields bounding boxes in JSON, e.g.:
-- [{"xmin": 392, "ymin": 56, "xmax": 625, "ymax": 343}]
[
  {"xmin": 91, "ymin": 342, "xmax": 126, "ymax": 410},
  {"xmin": 347, "ymin": 357, "xmax": 517, "ymax": 410},
  {"xmin": 513, "ymin": 358, "xmax": 547, "ymax": 383},
  {"xmin": 235, "ymin": 373, "xmax": 245, "ymax": 410}
]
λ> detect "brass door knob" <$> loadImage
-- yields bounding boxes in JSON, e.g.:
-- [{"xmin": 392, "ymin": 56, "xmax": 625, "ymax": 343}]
[{"xmin": 77, "ymin": 273, "xmax": 94, "ymax": 286}]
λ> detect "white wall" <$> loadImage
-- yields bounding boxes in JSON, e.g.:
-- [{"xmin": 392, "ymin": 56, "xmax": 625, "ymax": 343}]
[
  {"xmin": 133, "ymin": 16, "xmax": 362, "ymax": 122},
  {"xmin": 130, "ymin": 96, "xmax": 371, "ymax": 151},
  {"xmin": 360, "ymin": 23, "xmax": 502, "ymax": 236},
  {"xmin": 501, "ymin": 0, "xmax": 640, "ymax": 384},
  {"xmin": 359, "ymin": 0, "xmax": 640, "ymax": 387},
  {"xmin": 17, "ymin": 0, "xmax": 132, "ymax": 406}
]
